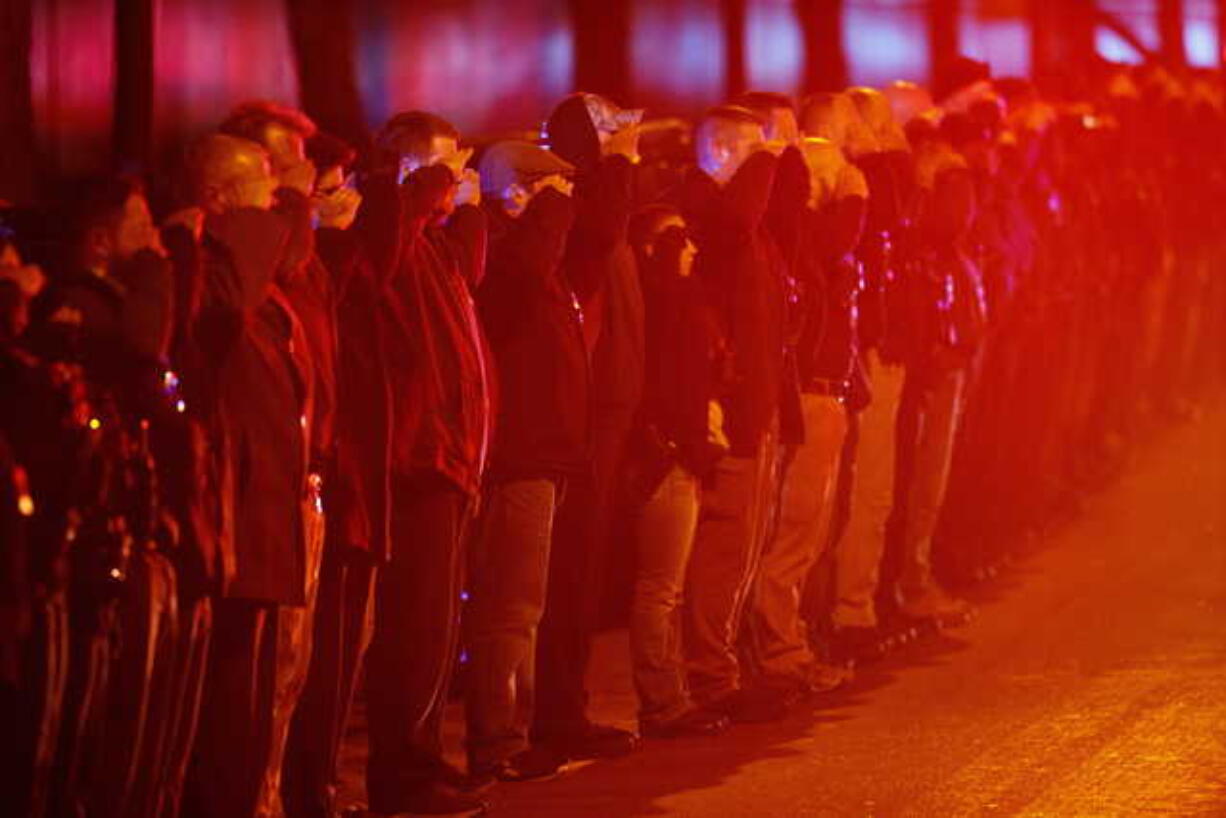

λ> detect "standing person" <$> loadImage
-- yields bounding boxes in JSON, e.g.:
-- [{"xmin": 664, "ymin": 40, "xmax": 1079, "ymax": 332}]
[
  {"xmin": 360, "ymin": 111, "xmax": 491, "ymax": 817},
  {"xmin": 464, "ymin": 141, "xmax": 587, "ymax": 785},
  {"xmin": 878, "ymin": 122, "xmax": 982, "ymax": 623},
  {"xmin": 176, "ymin": 133, "xmax": 321, "ymax": 818},
  {"xmin": 531, "ymin": 93, "xmax": 644, "ymax": 763},
  {"xmin": 745, "ymin": 137, "xmax": 868, "ymax": 695},
  {"xmin": 625, "ymin": 205, "xmax": 730, "ymax": 738},
  {"xmin": 680, "ymin": 105, "xmax": 789, "ymax": 723},
  {"xmin": 282, "ymin": 130, "xmax": 387, "ymax": 818}
]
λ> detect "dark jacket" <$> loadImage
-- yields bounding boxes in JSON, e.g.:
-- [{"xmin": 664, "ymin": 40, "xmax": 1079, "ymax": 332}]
[
  {"xmin": 478, "ymin": 188, "xmax": 589, "ymax": 482},
  {"xmin": 681, "ymin": 150, "xmax": 784, "ymax": 457},
  {"xmin": 795, "ymin": 193, "xmax": 868, "ymax": 396},
  {"xmin": 547, "ymin": 96, "xmax": 645, "ymax": 418},
  {"xmin": 188, "ymin": 202, "xmax": 314, "ymax": 605},
  {"xmin": 636, "ymin": 238, "xmax": 722, "ymax": 482},
  {"xmin": 315, "ymin": 227, "xmax": 393, "ymax": 561},
  {"xmin": 368, "ymin": 164, "xmax": 491, "ymax": 497}
]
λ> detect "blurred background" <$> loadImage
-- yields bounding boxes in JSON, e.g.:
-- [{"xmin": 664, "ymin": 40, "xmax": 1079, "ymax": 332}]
[{"xmin": 1, "ymin": 0, "xmax": 1221, "ymax": 199}]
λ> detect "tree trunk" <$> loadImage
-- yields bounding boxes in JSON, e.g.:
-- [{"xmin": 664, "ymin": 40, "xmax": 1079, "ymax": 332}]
[
  {"xmin": 1158, "ymin": 0, "xmax": 1186, "ymax": 65},
  {"xmin": 796, "ymin": 0, "xmax": 848, "ymax": 94},
  {"xmin": 113, "ymin": 0, "xmax": 155, "ymax": 174},
  {"xmin": 928, "ymin": 0, "xmax": 960, "ymax": 96},
  {"xmin": 284, "ymin": 0, "xmax": 369, "ymax": 151},
  {"xmin": 569, "ymin": 0, "xmax": 632, "ymax": 103},
  {"xmin": 0, "ymin": 0, "xmax": 36, "ymax": 201},
  {"xmin": 722, "ymin": 0, "xmax": 748, "ymax": 98}
]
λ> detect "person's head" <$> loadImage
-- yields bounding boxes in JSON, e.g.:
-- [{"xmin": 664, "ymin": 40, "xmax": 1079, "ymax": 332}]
[
  {"xmin": 801, "ymin": 92, "xmax": 877, "ymax": 157},
  {"xmin": 630, "ymin": 205, "xmax": 697, "ymax": 282},
  {"xmin": 694, "ymin": 105, "xmax": 766, "ymax": 185},
  {"xmin": 60, "ymin": 175, "xmax": 157, "ymax": 273},
  {"xmin": 736, "ymin": 91, "xmax": 800, "ymax": 145},
  {"xmin": 187, "ymin": 134, "xmax": 279, "ymax": 215},
  {"xmin": 307, "ymin": 131, "xmax": 358, "ymax": 195},
  {"xmin": 219, "ymin": 100, "xmax": 317, "ymax": 176},
  {"xmin": 376, "ymin": 111, "xmax": 467, "ymax": 183},
  {"xmin": 846, "ymin": 87, "xmax": 909, "ymax": 152},
  {"xmin": 942, "ymin": 112, "xmax": 999, "ymax": 177},
  {"xmin": 477, "ymin": 141, "xmax": 574, "ymax": 218}
]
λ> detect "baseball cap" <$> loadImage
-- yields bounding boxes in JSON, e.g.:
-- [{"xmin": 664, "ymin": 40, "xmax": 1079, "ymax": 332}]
[{"xmin": 478, "ymin": 141, "xmax": 575, "ymax": 196}]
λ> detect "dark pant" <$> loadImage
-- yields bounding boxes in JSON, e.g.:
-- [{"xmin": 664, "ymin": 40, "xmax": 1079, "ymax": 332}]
[
  {"xmin": 532, "ymin": 412, "xmax": 632, "ymax": 745},
  {"xmin": 2, "ymin": 590, "xmax": 69, "ymax": 818},
  {"xmin": 284, "ymin": 546, "xmax": 377, "ymax": 818},
  {"xmin": 152, "ymin": 593, "xmax": 212, "ymax": 818},
  {"xmin": 365, "ymin": 477, "xmax": 468, "ymax": 813}
]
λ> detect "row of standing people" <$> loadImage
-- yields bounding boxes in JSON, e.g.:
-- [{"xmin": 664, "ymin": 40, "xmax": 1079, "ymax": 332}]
[{"xmin": 4, "ymin": 58, "xmax": 1225, "ymax": 818}]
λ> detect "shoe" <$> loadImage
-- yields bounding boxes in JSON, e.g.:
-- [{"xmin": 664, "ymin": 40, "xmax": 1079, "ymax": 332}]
[
  {"xmin": 897, "ymin": 585, "xmax": 972, "ymax": 625},
  {"xmin": 705, "ymin": 687, "xmax": 790, "ymax": 724},
  {"xmin": 829, "ymin": 625, "xmax": 884, "ymax": 666},
  {"xmin": 641, "ymin": 708, "xmax": 730, "ymax": 739},
  {"xmin": 369, "ymin": 781, "xmax": 488, "ymax": 816},
  {"xmin": 470, "ymin": 746, "xmax": 567, "ymax": 787},
  {"xmin": 802, "ymin": 660, "xmax": 853, "ymax": 695},
  {"xmin": 547, "ymin": 723, "xmax": 640, "ymax": 760}
]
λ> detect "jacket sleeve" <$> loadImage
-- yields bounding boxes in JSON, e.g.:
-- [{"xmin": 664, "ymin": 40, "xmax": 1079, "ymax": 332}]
[
  {"xmin": 567, "ymin": 154, "xmax": 633, "ymax": 301},
  {"xmin": 443, "ymin": 203, "xmax": 488, "ymax": 291},
  {"xmin": 766, "ymin": 146, "xmax": 811, "ymax": 266},
  {"xmin": 713, "ymin": 151, "xmax": 779, "ymax": 238}
]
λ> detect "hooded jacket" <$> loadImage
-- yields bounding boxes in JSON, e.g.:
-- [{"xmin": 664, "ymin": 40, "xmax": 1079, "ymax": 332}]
[
  {"xmin": 547, "ymin": 94, "xmax": 645, "ymax": 418},
  {"xmin": 478, "ymin": 187, "xmax": 589, "ymax": 481},
  {"xmin": 681, "ymin": 150, "xmax": 785, "ymax": 457}
]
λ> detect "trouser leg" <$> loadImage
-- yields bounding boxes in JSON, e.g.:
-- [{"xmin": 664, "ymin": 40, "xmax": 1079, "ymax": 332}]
[
  {"xmin": 533, "ymin": 414, "xmax": 632, "ymax": 744},
  {"xmin": 283, "ymin": 541, "xmax": 373, "ymax": 818},
  {"xmin": 747, "ymin": 395, "xmax": 847, "ymax": 685},
  {"xmin": 684, "ymin": 450, "xmax": 761, "ymax": 705},
  {"xmin": 155, "ymin": 593, "xmax": 212, "ymax": 818},
  {"xmin": 898, "ymin": 369, "xmax": 966, "ymax": 598},
  {"xmin": 630, "ymin": 465, "xmax": 701, "ymax": 725},
  {"xmin": 465, "ymin": 478, "xmax": 558, "ymax": 770},
  {"xmin": 833, "ymin": 354, "xmax": 905, "ymax": 629},
  {"xmin": 365, "ymin": 479, "xmax": 467, "ymax": 813}
]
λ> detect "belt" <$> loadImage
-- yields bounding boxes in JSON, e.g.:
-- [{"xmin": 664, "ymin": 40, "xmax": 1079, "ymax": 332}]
[{"xmin": 802, "ymin": 377, "xmax": 849, "ymax": 399}]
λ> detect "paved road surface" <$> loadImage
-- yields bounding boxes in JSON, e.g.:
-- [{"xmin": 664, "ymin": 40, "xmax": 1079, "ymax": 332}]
[{"xmin": 338, "ymin": 403, "xmax": 1226, "ymax": 817}]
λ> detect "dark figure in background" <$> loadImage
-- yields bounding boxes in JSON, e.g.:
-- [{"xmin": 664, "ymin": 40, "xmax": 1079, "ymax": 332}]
[
  {"xmin": 360, "ymin": 111, "xmax": 491, "ymax": 818},
  {"xmin": 30, "ymin": 176, "xmax": 190, "ymax": 818},
  {"xmin": 176, "ymin": 133, "xmax": 321, "ymax": 818},
  {"xmin": 0, "ymin": 236, "xmax": 73, "ymax": 818},
  {"xmin": 531, "ymin": 92, "xmax": 645, "ymax": 764},
  {"xmin": 465, "ymin": 141, "xmax": 588, "ymax": 784}
]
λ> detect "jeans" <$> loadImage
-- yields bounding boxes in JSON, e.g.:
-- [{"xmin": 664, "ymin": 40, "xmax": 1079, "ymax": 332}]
[
  {"xmin": 747, "ymin": 394, "xmax": 848, "ymax": 684},
  {"xmin": 896, "ymin": 367, "xmax": 966, "ymax": 598},
  {"xmin": 834, "ymin": 352, "xmax": 905, "ymax": 629},
  {"xmin": 465, "ymin": 478, "xmax": 558, "ymax": 769},
  {"xmin": 534, "ymin": 411, "xmax": 633, "ymax": 744},
  {"xmin": 630, "ymin": 465, "xmax": 701, "ymax": 725},
  {"xmin": 365, "ymin": 478, "xmax": 469, "ymax": 813},
  {"xmin": 685, "ymin": 436, "xmax": 771, "ymax": 705}
]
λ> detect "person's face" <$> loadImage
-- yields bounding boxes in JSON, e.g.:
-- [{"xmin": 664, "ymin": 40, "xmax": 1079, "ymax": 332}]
[
  {"xmin": 262, "ymin": 122, "xmax": 307, "ymax": 174},
  {"xmin": 698, "ymin": 120, "xmax": 765, "ymax": 185},
  {"xmin": 398, "ymin": 135, "xmax": 469, "ymax": 183},
  {"xmin": 766, "ymin": 108, "xmax": 800, "ymax": 146},
  {"xmin": 111, "ymin": 193, "xmax": 158, "ymax": 260},
  {"xmin": 650, "ymin": 215, "xmax": 697, "ymax": 279},
  {"xmin": 221, "ymin": 152, "xmax": 279, "ymax": 212}
]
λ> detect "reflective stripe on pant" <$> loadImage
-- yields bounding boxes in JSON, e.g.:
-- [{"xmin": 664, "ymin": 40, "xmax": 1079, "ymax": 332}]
[
  {"xmin": 748, "ymin": 395, "xmax": 848, "ymax": 683},
  {"xmin": 833, "ymin": 353, "xmax": 905, "ymax": 629},
  {"xmin": 631, "ymin": 465, "xmax": 701, "ymax": 725}
]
